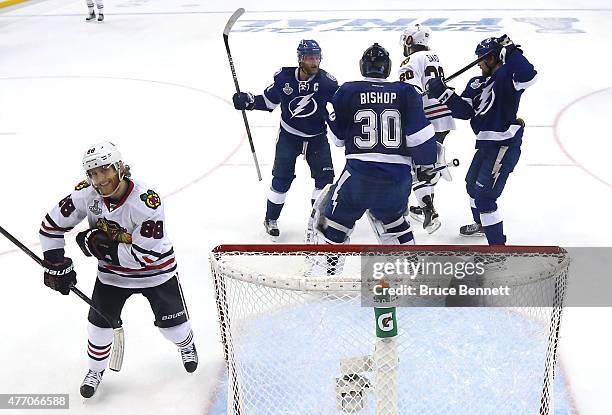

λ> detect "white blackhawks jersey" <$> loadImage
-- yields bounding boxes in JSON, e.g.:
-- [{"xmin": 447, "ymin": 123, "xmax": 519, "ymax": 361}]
[
  {"xmin": 39, "ymin": 179, "xmax": 177, "ymax": 289},
  {"xmin": 398, "ymin": 50, "xmax": 456, "ymax": 132}
]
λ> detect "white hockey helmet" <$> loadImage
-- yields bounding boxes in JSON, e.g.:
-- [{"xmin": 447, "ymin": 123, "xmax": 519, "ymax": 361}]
[
  {"xmin": 400, "ymin": 24, "xmax": 431, "ymax": 48},
  {"xmin": 82, "ymin": 141, "xmax": 125, "ymax": 182}
]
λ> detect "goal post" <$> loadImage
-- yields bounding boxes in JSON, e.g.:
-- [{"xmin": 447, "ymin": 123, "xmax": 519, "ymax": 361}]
[{"xmin": 210, "ymin": 244, "xmax": 569, "ymax": 415}]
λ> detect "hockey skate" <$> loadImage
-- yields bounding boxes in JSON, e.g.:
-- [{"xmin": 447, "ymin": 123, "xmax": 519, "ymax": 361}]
[
  {"xmin": 409, "ymin": 195, "xmax": 441, "ymax": 234},
  {"xmin": 459, "ymin": 223, "xmax": 485, "ymax": 237},
  {"xmin": 80, "ymin": 369, "xmax": 104, "ymax": 398},
  {"xmin": 97, "ymin": 13, "xmax": 104, "ymax": 22},
  {"xmin": 263, "ymin": 219, "xmax": 280, "ymax": 241},
  {"xmin": 85, "ymin": 11, "xmax": 96, "ymax": 21},
  {"xmin": 179, "ymin": 344, "xmax": 198, "ymax": 373}
]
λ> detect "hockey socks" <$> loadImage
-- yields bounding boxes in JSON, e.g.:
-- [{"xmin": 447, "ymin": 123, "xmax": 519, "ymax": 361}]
[
  {"xmin": 480, "ymin": 210, "xmax": 506, "ymax": 245},
  {"xmin": 87, "ymin": 323, "xmax": 114, "ymax": 373},
  {"xmin": 469, "ymin": 197, "xmax": 481, "ymax": 225},
  {"xmin": 159, "ymin": 322, "xmax": 197, "ymax": 373},
  {"xmin": 266, "ymin": 177, "xmax": 292, "ymax": 220},
  {"xmin": 265, "ymin": 200, "xmax": 284, "ymax": 221}
]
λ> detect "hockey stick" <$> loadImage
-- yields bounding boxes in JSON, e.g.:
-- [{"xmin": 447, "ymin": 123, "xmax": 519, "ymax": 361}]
[
  {"xmin": 0, "ymin": 224, "xmax": 124, "ymax": 372},
  {"xmin": 424, "ymin": 158, "xmax": 460, "ymax": 175},
  {"xmin": 444, "ymin": 50, "xmax": 495, "ymax": 83},
  {"xmin": 412, "ymin": 158, "xmax": 460, "ymax": 188},
  {"xmin": 422, "ymin": 50, "xmax": 496, "ymax": 96},
  {"xmin": 223, "ymin": 8, "xmax": 263, "ymax": 181}
]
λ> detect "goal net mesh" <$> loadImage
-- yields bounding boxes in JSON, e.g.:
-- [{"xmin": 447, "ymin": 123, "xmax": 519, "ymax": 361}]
[{"xmin": 210, "ymin": 245, "xmax": 568, "ymax": 415}]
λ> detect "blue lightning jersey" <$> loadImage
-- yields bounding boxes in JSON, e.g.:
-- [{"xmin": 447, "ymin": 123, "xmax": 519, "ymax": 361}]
[
  {"xmin": 329, "ymin": 78, "xmax": 436, "ymax": 180},
  {"xmin": 252, "ymin": 67, "xmax": 339, "ymax": 138},
  {"xmin": 446, "ymin": 51, "xmax": 537, "ymax": 148}
]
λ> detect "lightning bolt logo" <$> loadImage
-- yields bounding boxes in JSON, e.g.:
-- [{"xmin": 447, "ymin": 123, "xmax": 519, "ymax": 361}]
[
  {"xmin": 491, "ymin": 146, "xmax": 508, "ymax": 187},
  {"xmin": 475, "ymin": 81, "xmax": 495, "ymax": 116},
  {"xmin": 331, "ymin": 171, "xmax": 351, "ymax": 214},
  {"xmin": 290, "ymin": 93, "xmax": 317, "ymax": 118}
]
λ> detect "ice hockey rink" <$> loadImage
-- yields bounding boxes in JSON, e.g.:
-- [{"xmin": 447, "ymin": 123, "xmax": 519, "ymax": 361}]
[{"xmin": 1, "ymin": 0, "xmax": 612, "ymax": 413}]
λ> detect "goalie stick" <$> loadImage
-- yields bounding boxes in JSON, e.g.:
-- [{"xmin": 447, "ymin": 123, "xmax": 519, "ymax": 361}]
[
  {"xmin": 0, "ymin": 224, "xmax": 124, "ymax": 372},
  {"xmin": 223, "ymin": 8, "xmax": 262, "ymax": 181}
]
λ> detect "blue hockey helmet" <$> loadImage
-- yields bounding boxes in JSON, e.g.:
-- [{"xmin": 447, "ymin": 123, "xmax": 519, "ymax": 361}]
[
  {"xmin": 475, "ymin": 37, "xmax": 500, "ymax": 57},
  {"xmin": 359, "ymin": 43, "xmax": 391, "ymax": 78},
  {"xmin": 297, "ymin": 39, "xmax": 322, "ymax": 59}
]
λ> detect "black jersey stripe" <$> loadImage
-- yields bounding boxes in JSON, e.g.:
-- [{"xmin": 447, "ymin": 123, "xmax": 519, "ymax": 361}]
[
  {"xmin": 45, "ymin": 214, "xmax": 74, "ymax": 232},
  {"xmin": 98, "ymin": 264, "xmax": 178, "ymax": 278},
  {"xmin": 39, "ymin": 229, "xmax": 64, "ymax": 239},
  {"xmin": 132, "ymin": 245, "xmax": 174, "ymax": 259}
]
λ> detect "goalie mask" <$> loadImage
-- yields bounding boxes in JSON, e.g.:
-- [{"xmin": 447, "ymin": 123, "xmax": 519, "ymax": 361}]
[
  {"xmin": 400, "ymin": 24, "xmax": 431, "ymax": 56},
  {"xmin": 360, "ymin": 43, "xmax": 391, "ymax": 79},
  {"xmin": 82, "ymin": 141, "xmax": 126, "ymax": 197}
]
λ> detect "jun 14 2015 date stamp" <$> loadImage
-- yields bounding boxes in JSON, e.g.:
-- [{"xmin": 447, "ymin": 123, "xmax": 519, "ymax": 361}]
[{"xmin": 0, "ymin": 394, "xmax": 69, "ymax": 409}]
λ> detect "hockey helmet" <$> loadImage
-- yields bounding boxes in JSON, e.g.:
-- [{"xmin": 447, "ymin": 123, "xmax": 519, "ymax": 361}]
[
  {"xmin": 400, "ymin": 24, "xmax": 431, "ymax": 48},
  {"xmin": 297, "ymin": 39, "xmax": 322, "ymax": 60},
  {"xmin": 360, "ymin": 43, "xmax": 391, "ymax": 79},
  {"xmin": 475, "ymin": 37, "xmax": 500, "ymax": 57},
  {"xmin": 82, "ymin": 141, "xmax": 126, "ymax": 194}
]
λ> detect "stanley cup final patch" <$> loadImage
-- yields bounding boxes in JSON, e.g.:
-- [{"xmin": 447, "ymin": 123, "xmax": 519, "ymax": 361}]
[{"xmin": 140, "ymin": 190, "xmax": 161, "ymax": 209}]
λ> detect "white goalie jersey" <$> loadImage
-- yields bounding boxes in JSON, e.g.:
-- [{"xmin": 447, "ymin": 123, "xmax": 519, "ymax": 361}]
[
  {"xmin": 398, "ymin": 51, "xmax": 456, "ymax": 132},
  {"xmin": 39, "ymin": 179, "xmax": 177, "ymax": 289}
]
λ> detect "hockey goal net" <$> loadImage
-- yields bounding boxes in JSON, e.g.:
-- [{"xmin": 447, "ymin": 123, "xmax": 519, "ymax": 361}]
[{"xmin": 210, "ymin": 244, "xmax": 569, "ymax": 415}]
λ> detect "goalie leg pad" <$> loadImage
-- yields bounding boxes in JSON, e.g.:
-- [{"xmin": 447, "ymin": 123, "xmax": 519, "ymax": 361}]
[
  {"xmin": 307, "ymin": 225, "xmax": 349, "ymax": 276},
  {"xmin": 305, "ymin": 183, "xmax": 333, "ymax": 244},
  {"xmin": 367, "ymin": 212, "xmax": 415, "ymax": 245}
]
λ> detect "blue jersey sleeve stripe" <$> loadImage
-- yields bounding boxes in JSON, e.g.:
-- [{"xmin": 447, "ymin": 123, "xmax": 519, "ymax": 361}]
[
  {"xmin": 346, "ymin": 153, "xmax": 412, "ymax": 165},
  {"xmin": 406, "ymin": 124, "xmax": 435, "ymax": 148},
  {"xmin": 262, "ymin": 92, "xmax": 279, "ymax": 110},
  {"xmin": 328, "ymin": 129, "xmax": 345, "ymax": 147},
  {"xmin": 476, "ymin": 124, "xmax": 522, "ymax": 141},
  {"xmin": 513, "ymin": 73, "xmax": 538, "ymax": 91}
]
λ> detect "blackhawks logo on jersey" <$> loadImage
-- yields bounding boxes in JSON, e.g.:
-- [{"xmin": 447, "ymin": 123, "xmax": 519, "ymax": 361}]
[
  {"xmin": 96, "ymin": 218, "xmax": 132, "ymax": 244},
  {"xmin": 74, "ymin": 180, "xmax": 91, "ymax": 191},
  {"xmin": 140, "ymin": 190, "xmax": 161, "ymax": 210}
]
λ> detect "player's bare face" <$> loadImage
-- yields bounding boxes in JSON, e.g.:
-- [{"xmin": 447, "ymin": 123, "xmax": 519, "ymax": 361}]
[
  {"xmin": 89, "ymin": 165, "xmax": 121, "ymax": 197},
  {"xmin": 299, "ymin": 54, "xmax": 321, "ymax": 77},
  {"xmin": 478, "ymin": 59, "xmax": 491, "ymax": 77}
]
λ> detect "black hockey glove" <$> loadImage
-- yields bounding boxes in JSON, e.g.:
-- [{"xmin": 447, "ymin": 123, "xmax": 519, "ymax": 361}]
[
  {"xmin": 42, "ymin": 251, "xmax": 77, "ymax": 296},
  {"xmin": 494, "ymin": 34, "xmax": 522, "ymax": 62},
  {"xmin": 426, "ymin": 77, "xmax": 455, "ymax": 104},
  {"xmin": 76, "ymin": 229, "xmax": 119, "ymax": 263},
  {"xmin": 415, "ymin": 165, "xmax": 439, "ymax": 184},
  {"xmin": 232, "ymin": 92, "xmax": 255, "ymax": 110}
]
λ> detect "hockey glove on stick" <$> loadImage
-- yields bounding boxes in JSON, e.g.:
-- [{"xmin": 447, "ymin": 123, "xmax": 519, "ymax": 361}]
[
  {"xmin": 426, "ymin": 77, "xmax": 455, "ymax": 104},
  {"xmin": 232, "ymin": 92, "xmax": 255, "ymax": 110},
  {"xmin": 42, "ymin": 250, "xmax": 77, "ymax": 295}
]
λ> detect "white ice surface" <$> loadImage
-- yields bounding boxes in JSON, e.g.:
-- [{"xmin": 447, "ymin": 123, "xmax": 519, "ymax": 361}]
[{"xmin": 1, "ymin": 0, "xmax": 611, "ymax": 414}]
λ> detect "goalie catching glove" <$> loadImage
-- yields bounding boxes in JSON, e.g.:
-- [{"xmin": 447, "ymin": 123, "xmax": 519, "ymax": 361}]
[
  {"xmin": 42, "ymin": 249, "xmax": 77, "ymax": 295},
  {"xmin": 76, "ymin": 229, "xmax": 119, "ymax": 263}
]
